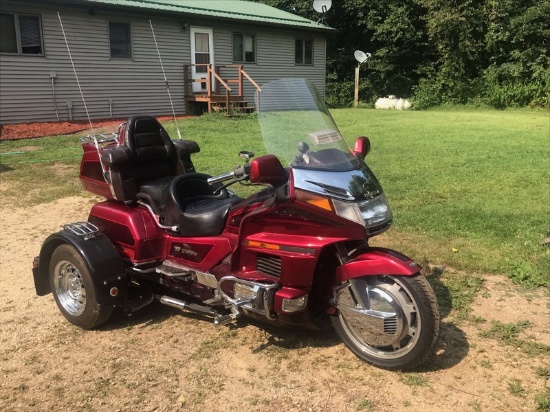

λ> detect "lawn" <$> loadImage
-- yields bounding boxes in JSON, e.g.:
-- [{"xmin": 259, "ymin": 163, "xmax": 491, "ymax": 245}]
[{"xmin": 1, "ymin": 108, "xmax": 548, "ymax": 287}]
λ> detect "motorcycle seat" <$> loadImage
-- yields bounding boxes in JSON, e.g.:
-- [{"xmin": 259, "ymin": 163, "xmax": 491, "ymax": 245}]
[
  {"xmin": 175, "ymin": 196, "xmax": 242, "ymax": 236},
  {"xmin": 138, "ymin": 177, "xmax": 173, "ymax": 214},
  {"xmin": 163, "ymin": 173, "xmax": 241, "ymax": 236}
]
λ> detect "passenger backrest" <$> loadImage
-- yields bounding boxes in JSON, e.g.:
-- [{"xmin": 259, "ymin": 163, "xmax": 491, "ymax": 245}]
[{"xmin": 125, "ymin": 115, "xmax": 178, "ymax": 184}]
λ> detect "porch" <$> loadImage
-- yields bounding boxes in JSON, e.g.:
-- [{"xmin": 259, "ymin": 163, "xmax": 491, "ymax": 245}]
[{"xmin": 183, "ymin": 64, "xmax": 261, "ymax": 116}]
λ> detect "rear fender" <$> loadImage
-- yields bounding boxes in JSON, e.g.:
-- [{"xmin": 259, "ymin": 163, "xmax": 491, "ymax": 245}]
[
  {"xmin": 335, "ymin": 247, "xmax": 421, "ymax": 283},
  {"xmin": 33, "ymin": 229, "xmax": 125, "ymax": 303}
]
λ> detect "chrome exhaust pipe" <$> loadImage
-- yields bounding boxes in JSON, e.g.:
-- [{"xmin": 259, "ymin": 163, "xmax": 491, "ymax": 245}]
[{"xmin": 157, "ymin": 295, "xmax": 218, "ymax": 317}]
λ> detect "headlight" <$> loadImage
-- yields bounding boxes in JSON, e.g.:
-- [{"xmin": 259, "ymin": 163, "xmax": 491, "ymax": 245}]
[
  {"xmin": 295, "ymin": 189, "xmax": 392, "ymax": 229},
  {"xmin": 358, "ymin": 194, "xmax": 393, "ymax": 227},
  {"xmin": 333, "ymin": 194, "xmax": 392, "ymax": 228}
]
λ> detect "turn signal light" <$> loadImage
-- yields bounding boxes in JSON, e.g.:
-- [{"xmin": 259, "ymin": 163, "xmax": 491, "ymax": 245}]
[{"xmin": 294, "ymin": 189, "xmax": 333, "ymax": 212}]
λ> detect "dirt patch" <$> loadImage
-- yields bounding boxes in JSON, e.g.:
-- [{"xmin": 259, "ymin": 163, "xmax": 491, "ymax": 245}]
[
  {"xmin": 0, "ymin": 116, "xmax": 191, "ymax": 140},
  {"xmin": 0, "ymin": 197, "xmax": 549, "ymax": 412},
  {"xmin": 17, "ymin": 146, "xmax": 42, "ymax": 152}
]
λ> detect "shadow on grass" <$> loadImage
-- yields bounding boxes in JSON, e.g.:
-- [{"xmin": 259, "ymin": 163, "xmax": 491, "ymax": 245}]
[{"xmin": 0, "ymin": 163, "xmax": 14, "ymax": 173}]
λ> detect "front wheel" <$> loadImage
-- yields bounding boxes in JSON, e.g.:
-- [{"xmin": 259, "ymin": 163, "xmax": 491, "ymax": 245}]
[
  {"xmin": 49, "ymin": 244, "xmax": 113, "ymax": 329},
  {"xmin": 332, "ymin": 274, "xmax": 440, "ymax": 370}
]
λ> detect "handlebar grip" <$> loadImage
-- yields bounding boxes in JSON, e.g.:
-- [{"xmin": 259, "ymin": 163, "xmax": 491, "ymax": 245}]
[{"xmin": 207, "ymin": 171, "xmax": 235, "ymax": 185}]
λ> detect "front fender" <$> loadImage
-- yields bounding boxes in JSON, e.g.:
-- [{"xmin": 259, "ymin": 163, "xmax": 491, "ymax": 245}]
[
  {"xmin": 335, "ymin": 247, "xmax": 421, "ymax": 284},
  {"xmin": 32, "ymin": 229, "xmax": 125, "ymax": 303}
]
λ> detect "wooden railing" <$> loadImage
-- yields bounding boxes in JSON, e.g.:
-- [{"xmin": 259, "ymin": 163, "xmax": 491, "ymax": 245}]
[{"xmin": 183, "ymin": 64, "xmax": 261, "ymax": 116}]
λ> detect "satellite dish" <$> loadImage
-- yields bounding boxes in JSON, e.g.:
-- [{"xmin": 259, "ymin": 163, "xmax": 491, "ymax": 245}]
[
  {"xmin": 354, "ymin": 50, "xmax": 371, "ymax": 64},
  {"xmin": 313, "ymin": 0, "xmax": 332, "ymax": 13}
]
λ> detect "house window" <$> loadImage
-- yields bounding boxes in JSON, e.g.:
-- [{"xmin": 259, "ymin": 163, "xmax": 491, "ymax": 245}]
[
  {"xmin": 109, "ymin": 22, "xmax": 132, "ymax": 58},
  {"xmin": 295, "ymin": 39, "xmax": 313, "ymax": 65},
  {"xmin": 233, "ymin": 33, "xmax": 255, "ymax": 63},
  {"xmin": 0, "ymin": 13, "xmax": 43, "ymax": 55}
]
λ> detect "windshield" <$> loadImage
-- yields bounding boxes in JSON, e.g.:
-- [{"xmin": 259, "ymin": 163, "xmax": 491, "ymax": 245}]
[{"xmin": 256, "ymin": 78, "xmax": 361, "ymax": 171}]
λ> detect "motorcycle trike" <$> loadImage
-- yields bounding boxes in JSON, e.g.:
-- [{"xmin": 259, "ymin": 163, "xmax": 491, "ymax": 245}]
[{"xmin": 32, "ymin": 78, "xmax": 440, "ymax": 370}]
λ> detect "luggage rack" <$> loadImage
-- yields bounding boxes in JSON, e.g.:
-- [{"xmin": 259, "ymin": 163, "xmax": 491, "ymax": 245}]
[
  {"xmin": 62, "ymin": 222, "xmax": 99, "ymax": 240},
  {"xmin": 80, "ymin": 122, "xmax": 125, "ymax": 147},
  {"xmin": 80, "ymin": 132, "xmax": 119, "ymax": 147}
]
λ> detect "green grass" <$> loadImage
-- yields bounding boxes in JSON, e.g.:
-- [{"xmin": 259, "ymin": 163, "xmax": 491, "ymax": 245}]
[
  {"xmin": 0, "ymin": 108, "xmax": 548, "ymax": 287},
  {"xmin": 537, "ymin": 387, "xmax": 550, "ymax": 412},
  {"xmin": 333, "ymin": 108, "xmax": 549, "ymax": 288},
  {"xmin": 479, "ymin": 320, "xmax": 550, "ymax": 356}
]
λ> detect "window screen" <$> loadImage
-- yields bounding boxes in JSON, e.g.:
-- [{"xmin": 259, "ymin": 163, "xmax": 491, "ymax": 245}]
[
  {"xmin": 109, "ymin": 22, "xmax": 132, "ymax": 58},
  {"xmin": 1, "ymin": 13, "xmax": 43, "ymax": 55}
]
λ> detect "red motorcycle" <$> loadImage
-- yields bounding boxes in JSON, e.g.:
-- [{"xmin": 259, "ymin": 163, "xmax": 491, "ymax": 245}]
[{"xmin": 32, "ymin": 78, "xmax": 440, "ymax": 370}]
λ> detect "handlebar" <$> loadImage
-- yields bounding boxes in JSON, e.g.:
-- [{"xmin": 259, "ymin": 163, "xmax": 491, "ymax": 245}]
[
  {"xmin": 207, "ymin": 163, "xmax": 250, "ymax": 185},
  {"xmin": 207, "ymin": 150, "xmax": 254, "ymax": 186},
  {"xmin": 207, "ymin": 170, "xmax": 236, "ymax": 185}
]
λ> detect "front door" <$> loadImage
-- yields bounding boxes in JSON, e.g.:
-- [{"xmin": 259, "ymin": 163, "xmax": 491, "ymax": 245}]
[{"xmin": 190, "ymin": 27, "xmax": 214, "ymax": 93}]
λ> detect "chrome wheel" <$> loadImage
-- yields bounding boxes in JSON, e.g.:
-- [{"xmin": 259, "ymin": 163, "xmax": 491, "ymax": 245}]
[
  {"xmin": 53, "ymin": 260, "xmax": 86, "ymax": 316},
  {"xmin": 49, "ymin": 244, "xmax": 114, "ymax": 329},
  {"xmin": 332, "ymin": 274, "xmax": 440, "ymax": 370}
]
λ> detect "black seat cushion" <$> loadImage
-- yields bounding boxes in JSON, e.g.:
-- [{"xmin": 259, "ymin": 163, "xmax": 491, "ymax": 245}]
[
  {"xmin": 163, "ymin": 173, "xmax": 242, "ymax": 236},
  {"xmin": 178, "ymin": 196, "xmax": 242, "ymax": 236},
  {"xmin": 138, "ymin": 177, "xmax": 173, "ymax": 214}
]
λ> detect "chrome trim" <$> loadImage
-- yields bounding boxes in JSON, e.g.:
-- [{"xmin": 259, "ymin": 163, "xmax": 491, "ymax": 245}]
[
  {"xmin": 129, "ymin": 266, "xmax": 157, "ymax": 274},
  {"xmin": 305, "ymin": 180, "xmax": 354, "ymax": 200},
  {"xmin": 207, "ymin": 170, "xmax": 235, "ymax": 185},
  {"xmin": 217, "ymin": 276, "xmax": 278, "ymax": 321},
  {"xmin": 334, "ymin": 280, "xmax": 404, "ymax": 347},
  {"xmin": 157, "ymin": 295, "xmax": 218, "ymax": 316},
  {"xmin": 80, "ymin": 133, "xmax": 119, "ymax": 146},
  {"xmin": 292, "ymin": 166, "xmax": 383, "ymax": 202},
  {"xmin": 132, "ymin": 259, "xmax": 158, "ymax": 267},
  {"xmin": 195, "ymin": 272, "xmax": 218, "ymax": 289},
  {"xmin": 62, "ymin": 222, "xmax": 98, "ymax": 240},
  {"xmin": 155, "ymin": 260, "xmax": 218, "ymax": 288},
  {"xmin": 137, "ymin": 201, "xmax": 179, "ymax": 232}
]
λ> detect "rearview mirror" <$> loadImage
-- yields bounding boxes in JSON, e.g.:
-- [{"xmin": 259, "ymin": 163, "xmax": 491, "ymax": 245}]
[{"xmin": 353, "ymin": 136, "xmax": 371, "ymax": 159}]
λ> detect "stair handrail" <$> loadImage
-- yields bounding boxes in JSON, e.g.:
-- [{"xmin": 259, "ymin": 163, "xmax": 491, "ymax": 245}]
[
  {"xmin": 223, "ymin": 65, "xmax": 261, "ymax": 94},
  {"xmin": 191, "ymin": 64, "xmax": 232, "ymax": 97},
  {"xmin": 241, "ymin": 68, "xmax": 261, "ymax": 93},
  {"xmin": 208, "ymin": 65, "xmax": 232, "ymax": 94}
]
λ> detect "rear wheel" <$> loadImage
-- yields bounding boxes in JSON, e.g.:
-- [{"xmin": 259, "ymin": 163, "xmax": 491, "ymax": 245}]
[
  {"xmin": 49, "ymin": 244, "xmax": 113, "ymax": 329},
  {"xmin": 332, "ymin": 274, "xmax": 440, "ymax": 370}
]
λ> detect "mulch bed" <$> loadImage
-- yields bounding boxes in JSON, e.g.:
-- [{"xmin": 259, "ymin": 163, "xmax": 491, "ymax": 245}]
[{"xmin": 0, "ymin": 116, "xmax": 188, "ymax": 140}]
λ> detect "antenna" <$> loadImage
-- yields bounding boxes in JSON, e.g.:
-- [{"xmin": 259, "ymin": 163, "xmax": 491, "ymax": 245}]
[
  {"xmin": 57, "ymin": 12, "xmax": 95, "ymax": 136},
  {"xmin": 58, "ymin": 12, "xmax": 115, "ymax": 183},
  {"xmin": 149, "ymin": 20, "xmax": 183, "ymax": 140},
  {"xmin": 312, "ymin": 0, "xmax": 332, "ymax": 24}
]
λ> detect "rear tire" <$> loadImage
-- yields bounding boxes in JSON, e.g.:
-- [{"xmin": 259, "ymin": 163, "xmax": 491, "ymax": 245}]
[
  {"xmin": 49, "ymin": 244, "xmax": 113, "ymax": 329},
  {"xmin": 332, "ymin": 274, "xmax": 440, "ymax": 370}
]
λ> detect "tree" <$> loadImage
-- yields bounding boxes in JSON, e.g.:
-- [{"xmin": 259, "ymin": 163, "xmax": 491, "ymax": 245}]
[{"xmin": 258, "ymin": 0, "xmax": 549, "ymax": 108}]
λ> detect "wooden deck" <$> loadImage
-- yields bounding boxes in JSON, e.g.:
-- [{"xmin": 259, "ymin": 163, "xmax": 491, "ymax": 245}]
[{"xmin": 183, "ymin": 64, "xmax": 260, "ymax": 116}]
